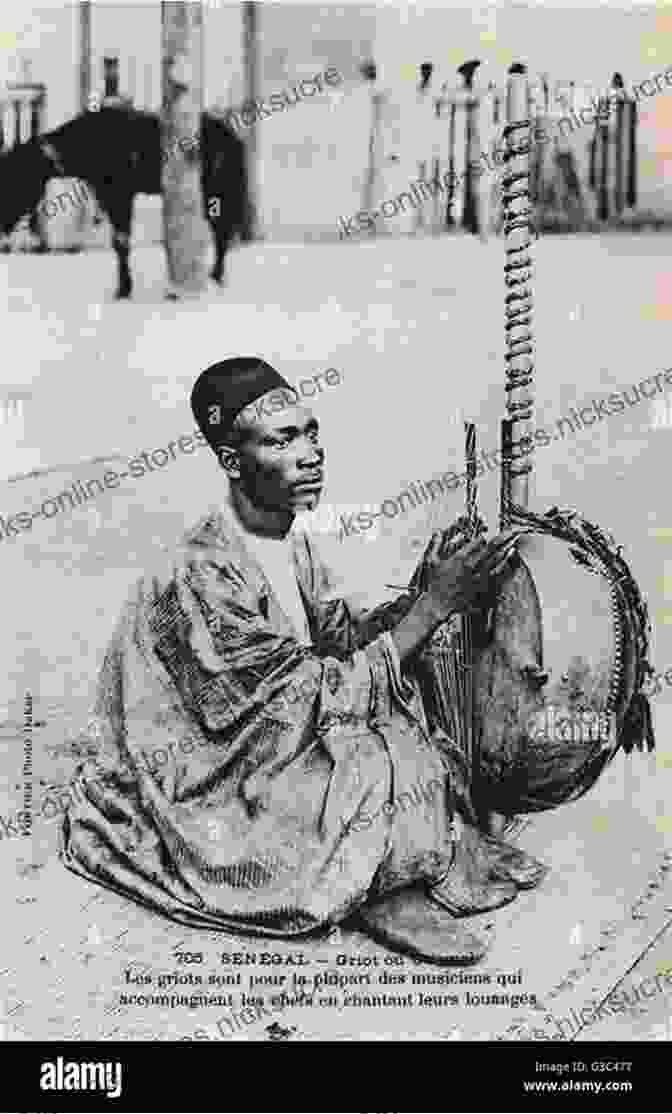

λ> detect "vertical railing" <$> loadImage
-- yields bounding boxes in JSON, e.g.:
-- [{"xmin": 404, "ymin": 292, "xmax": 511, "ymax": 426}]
[
  {"xmin": 0, "ymin": 392, "xmax": 30, "ymax": 425},
  {"xmin": 1, "ymin": 83, "xmax": 46, "ymax": 152}
]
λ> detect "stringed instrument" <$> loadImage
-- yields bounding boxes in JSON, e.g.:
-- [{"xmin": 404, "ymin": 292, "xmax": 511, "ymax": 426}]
[{"xmin": 416, "ymin": 63, "xmax": 655, "ymax": 832}]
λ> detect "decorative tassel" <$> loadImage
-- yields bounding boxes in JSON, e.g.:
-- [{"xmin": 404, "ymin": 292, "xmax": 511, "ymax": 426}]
[{"xmin": 621, "ymin": 691, "xmax": 655, "ymax": 755}]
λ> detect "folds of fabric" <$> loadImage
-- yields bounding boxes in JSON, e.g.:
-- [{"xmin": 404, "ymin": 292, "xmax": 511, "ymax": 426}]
[{"xmin": 61, "ymin": 511, "xmax": 453, "ymax": 934}]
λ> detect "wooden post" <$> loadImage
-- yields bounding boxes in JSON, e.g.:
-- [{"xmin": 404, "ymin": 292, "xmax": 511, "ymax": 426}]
[
  {"xmin": 161, "ymin": 1, "xmax": 210, "ymax": 296},
  {"xmin": 501, "ymin": 63, "xmax": 534, "ymax": 525}
]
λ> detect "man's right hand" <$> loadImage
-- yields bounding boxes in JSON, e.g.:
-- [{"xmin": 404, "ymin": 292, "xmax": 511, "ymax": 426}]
[
  {"xmin": 424, "ymin": 533, "xmax": 519, "ymax": 619},
  {"xmin": 391, "ymin": 531, "xmax": 520, "ymax": 663}
]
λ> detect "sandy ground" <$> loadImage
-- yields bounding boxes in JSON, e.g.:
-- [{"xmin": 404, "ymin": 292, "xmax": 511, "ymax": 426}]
[{"xmin": 1, "ymin": 230, "xmax": 672, "ymax": 1043}]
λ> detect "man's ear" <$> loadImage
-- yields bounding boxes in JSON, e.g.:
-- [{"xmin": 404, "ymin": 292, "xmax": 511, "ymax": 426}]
[{"xmin": 218, "ymin": 444, "xmax": 241, "ymax": 478}]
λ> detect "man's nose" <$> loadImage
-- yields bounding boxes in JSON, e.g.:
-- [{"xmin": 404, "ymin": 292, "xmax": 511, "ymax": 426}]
[{"xmin": 297, "ymin": 439, "xmax": 324, "ymax": 465}]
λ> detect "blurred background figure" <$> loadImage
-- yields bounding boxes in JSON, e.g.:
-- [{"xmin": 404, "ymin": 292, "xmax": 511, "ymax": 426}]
[
  {"xmin": 533, "ymin": 77, "xmax": 587, "ymax": 233},
  {"xmin": 472, "ymin": 61, "xmax": 503, "ymax": 242},
  {"xmin": 359, "ymin": 57, "xmax": 382, "ymax": 230},
  {"xmin": 441, "ymin": 59, "xmax": 480, "ymax": 234},
  {"xmin": 588, "ymin": 71, "xmax": 637, "ymax": 226},
  {"xmin": 368, "ymin": 57, "xmax": 419, "ymax": 237},
  {"xmin": 0, "ymin": 1, "xmax": 659, "ymax": 255},
  {"xmin": 413, "ymin": 61, "xmax": 437, "ymax": 234}
]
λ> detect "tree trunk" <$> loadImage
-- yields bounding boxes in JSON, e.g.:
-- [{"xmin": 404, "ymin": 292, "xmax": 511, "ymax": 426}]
[
  {"xmin": 161, "ymin": 0, "xmax": 210, "ymax": 296},
  {"xmin": 79, "ymin": 1, "xmax": 91, "ymax": 113},
  {"xmin": 241, "ymin": 2, "xmax": 259, "ymax": 241}
]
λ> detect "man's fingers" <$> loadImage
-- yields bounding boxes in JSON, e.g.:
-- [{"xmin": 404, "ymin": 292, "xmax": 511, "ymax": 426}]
[
  {"xmin": 474, "ymin": 535, "xmax": 512, "ymax": 559},
  {"xmin": 424, "ymin": 531, "xmax": 443, "ymax": 563},
  {"xmin": 475, "ymin": 545, "xmax": 518, "ymax": 581},
  {"xmin": 443, "ymin": 522, "xmax": 464, "ymax": 542},
  {"xmin": 439, "ymin": 526, "xmax": 469, "ymax": 557},
  {"xmin": 486, "ymin": 532, "xmax": 521, "ymax": 556},
  {"xmin": 479, "ymin": 538, "xmax": 519, "ymax": 568}
]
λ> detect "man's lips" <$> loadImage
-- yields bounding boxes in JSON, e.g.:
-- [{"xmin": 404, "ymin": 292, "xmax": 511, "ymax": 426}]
[{"xmin": 292, "ymin": 476, "xmax": 323, "ymax": 492}]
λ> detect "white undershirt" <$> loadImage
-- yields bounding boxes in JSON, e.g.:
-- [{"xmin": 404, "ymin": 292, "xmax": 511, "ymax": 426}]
[{"xmin": 228, "ymin": 509, "xmax": 312, "ymax": 645}]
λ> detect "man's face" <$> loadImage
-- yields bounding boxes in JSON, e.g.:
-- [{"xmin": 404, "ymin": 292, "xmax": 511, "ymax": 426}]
[{"xmin": 234, "ymin": 392, "xmax": 325, "ymax": 513}]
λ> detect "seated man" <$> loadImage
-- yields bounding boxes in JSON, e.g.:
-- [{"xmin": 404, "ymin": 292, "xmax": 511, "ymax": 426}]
[{"xmin": 61, "ymin": 357, "xmax": 546, "ymax": 964}]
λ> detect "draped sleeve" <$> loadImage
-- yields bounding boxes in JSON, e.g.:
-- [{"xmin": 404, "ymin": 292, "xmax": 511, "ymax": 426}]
[{"xmin": 138, "ymin": 520, "xmax": 417, "ymax": 751}]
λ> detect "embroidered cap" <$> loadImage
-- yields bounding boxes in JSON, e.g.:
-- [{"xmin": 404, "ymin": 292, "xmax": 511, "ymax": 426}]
[{"xmin": 191, "ymin": 357, "xmax": 295, "ymax": 447}]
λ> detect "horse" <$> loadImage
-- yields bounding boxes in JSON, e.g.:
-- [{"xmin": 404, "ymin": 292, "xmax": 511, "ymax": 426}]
[{"xmin": 0, "ymin": 105, "xmax": 252, "ymax": 299}]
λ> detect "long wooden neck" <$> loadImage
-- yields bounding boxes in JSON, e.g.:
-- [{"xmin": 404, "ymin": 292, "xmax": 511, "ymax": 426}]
[{"xmin": 501, "ymin": 63, "xmax": 534, "ymax": 528}]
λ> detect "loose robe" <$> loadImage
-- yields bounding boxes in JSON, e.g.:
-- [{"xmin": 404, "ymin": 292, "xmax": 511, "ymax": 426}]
[{"xmin": 61, "ymin": 509, "xmax": 455, "ymax": 935}]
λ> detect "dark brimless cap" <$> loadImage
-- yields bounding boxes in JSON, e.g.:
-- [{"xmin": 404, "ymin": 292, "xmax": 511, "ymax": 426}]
[{"xmin": 191, "ymin": 356, "xmax": 294, "ymax": 448}]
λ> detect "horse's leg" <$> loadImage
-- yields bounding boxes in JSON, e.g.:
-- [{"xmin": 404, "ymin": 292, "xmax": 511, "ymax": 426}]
[
  {"xmin": 207, "ymin": 205, "xmax": 233, "ymax": 286},
  {"xmin": 210, "ymin": 231, "xmax": 231, "ymax": 286},
  {"xmin": 105, "ymin": 191, "xmax": 135, "ymax": 299}
]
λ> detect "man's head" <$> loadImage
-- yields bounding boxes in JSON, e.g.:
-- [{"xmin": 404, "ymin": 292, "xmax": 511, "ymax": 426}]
[{"xmin": 191, "ymin": 357, "xmax": 325, "ymax": 528}]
